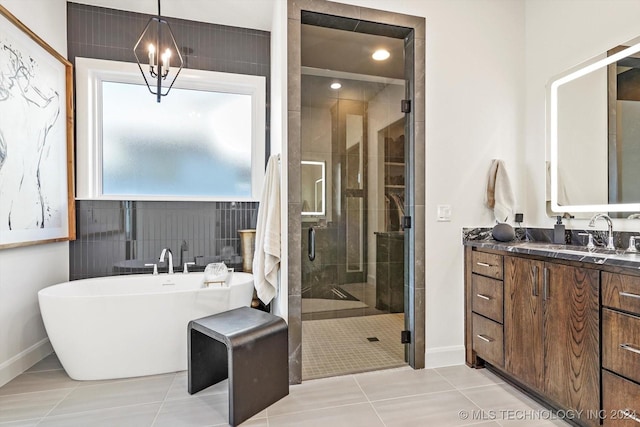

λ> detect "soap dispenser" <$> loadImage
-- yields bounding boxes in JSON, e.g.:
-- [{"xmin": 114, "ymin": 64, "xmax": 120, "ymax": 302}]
[{"xmin": 553, "ymin": 216, "xmax": 565, "ymax": 244}]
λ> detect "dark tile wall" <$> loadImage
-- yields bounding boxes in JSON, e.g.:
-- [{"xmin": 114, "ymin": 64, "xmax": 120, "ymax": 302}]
[
  {"xmin": 67, "ymin": 3, "xmax": 268, "ymax": 280},
  {"xmin": 70, "ymin": 201, "xmax": 257, "ymax": 280}
]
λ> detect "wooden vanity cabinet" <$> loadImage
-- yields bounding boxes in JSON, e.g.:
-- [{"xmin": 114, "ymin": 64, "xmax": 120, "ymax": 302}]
[
  {"xmin": 504, "ymin": 256, "xmax": 544, "ymax": 390},
  {"xmin": 541, "ymin": 262, "xmax": 599, "ymax": 421},
  {"xmin": 601, "ymin": 272, "xmax": 640, "ymax": 426},
  {"xmin": 465, "ymin": 247, "xmax": 504, "ymax": 368},
  {"xmin": 504, "ymin": 257, "xmax": 600, "ymax": 422},
  {"xmin": 467, "ymin": 249, "xmax": 600, "ymax": 426}
]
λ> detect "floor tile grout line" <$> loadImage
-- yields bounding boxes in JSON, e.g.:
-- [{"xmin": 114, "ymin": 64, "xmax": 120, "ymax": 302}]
[
  {"xmin": 36, "ymin": 399, "xmax": 168, "ymax": 424},
  {"xmin": 71, "ymin": 373, "xmax": 181, "ymax": 389},
  {"xmin": 0, "ymin": 386, "xmax": 77, "ymax": 399},
  {"xmin": 265, "ymin": 381, "xmax": 379, "ymax": 422},
  {"xmin": 0, "ymin": 417, "xmax": 41, "ymax": 426},
  {"xmin": 353, "ymin": 373, "xmax": 388, "ymax": 427},
  {"xmin": 432, "ymin": 367, "xmax": 460, "ymax": 391},
  {"xmin": 150, "ymin": 371, "xmax": 178, "ymax": 426},
  {"xmin": 266, "ymin": 401, "xmax": 378, "ymax": 424},
  {"xmin": 34, "ymin": 385, "xmax": 78, "ymax": 426},
  {"xmin": 456, "ymin": 383, "xmax": 552, "ymax": 426},
  {"xmin": 24, "ymin": 367, "xmax": 65, "ymax": 374},
  {"xmin": 432, "ymin": 368, "xmax": 508, "ymax": 392}
]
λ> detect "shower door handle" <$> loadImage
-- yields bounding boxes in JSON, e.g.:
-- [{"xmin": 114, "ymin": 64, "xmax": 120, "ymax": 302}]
[{"xmin": 308, "ymin": 227, "xmax": 316, "ymax": 261}]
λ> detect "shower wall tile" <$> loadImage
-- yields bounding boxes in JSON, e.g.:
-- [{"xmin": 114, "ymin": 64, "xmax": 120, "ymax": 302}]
[{"xmin": 67, "ymin": 3, "xmax": 267, "ymax": 280}]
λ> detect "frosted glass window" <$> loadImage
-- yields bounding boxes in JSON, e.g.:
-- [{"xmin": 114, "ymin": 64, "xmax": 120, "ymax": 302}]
[
  {"xmin": 102, "ymin": 81, "xmax": 252, "ymax": 198},
  {"xmin": 75, "ymin": 58, "xmax": 265, "ymax": 201}
]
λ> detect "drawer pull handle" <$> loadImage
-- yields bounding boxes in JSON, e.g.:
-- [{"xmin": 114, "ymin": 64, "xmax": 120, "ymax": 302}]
[
  {"xmin": 619, "ymin": 291, "xmax": 640, "ymax": 300},
  {"xmin": 543, "ymin": 267, "xmax": 549, "ymax": 301},
  {"xmin": 622, "ymin": 409, "xmax": 640, "ymax": 424},
  {"xmin": 476, "ymin": 293, "xmax": 492, "ymax": 301},
  {"xmin": 476, "ymin": 262, "xmax": 492, "ymax": 267},
  {"xmin": 620, "ymin": 343, "xmax": 640, "ymax": 355},
  {"xmin": 476, "ymin": 334, "xmax": 494, "ymax": 343}
]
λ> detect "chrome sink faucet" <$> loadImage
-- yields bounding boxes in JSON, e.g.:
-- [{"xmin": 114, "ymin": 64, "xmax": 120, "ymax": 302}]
[
  {"xmin": 159, "ymin": 248, "xmax": 174, "ymax": 274},
  {"xmin": 588, "ymin": 213, "xmax": 615, "ymax": 250}
]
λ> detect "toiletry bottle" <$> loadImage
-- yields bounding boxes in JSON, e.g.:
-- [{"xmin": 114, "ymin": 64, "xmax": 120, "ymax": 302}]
[{"xmin": 553, "ymin": 216, "xmax": 565, "ymax": 244}]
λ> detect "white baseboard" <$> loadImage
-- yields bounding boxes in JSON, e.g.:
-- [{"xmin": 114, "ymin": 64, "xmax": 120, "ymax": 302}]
[
  {"xmin": 425, "ymin": 345, "xmax": 466, "ymax": 368},
  {"xmin": 0, "ymin": 338, "xmax": 53, "ymax": 387}
]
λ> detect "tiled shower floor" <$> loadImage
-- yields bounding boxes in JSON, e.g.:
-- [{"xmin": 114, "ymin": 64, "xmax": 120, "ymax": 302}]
[{"xmin": 302, "ymin": 313, "xmax": 406, "ymax": 380}]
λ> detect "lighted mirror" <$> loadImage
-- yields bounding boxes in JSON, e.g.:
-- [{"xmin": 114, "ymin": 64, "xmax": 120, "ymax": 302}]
[
  {"xmin": 301, "ymin": 160, "xmax": 325, "ymax": 216},
  {"xmin": 548, "ymin": 35, "xmax": 640, "ymax": 214}
]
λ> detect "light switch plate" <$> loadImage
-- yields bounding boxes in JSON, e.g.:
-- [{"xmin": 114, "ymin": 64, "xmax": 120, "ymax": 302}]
[{"xmin": 437, "ymin": 205, "xmax": 452, "ymax": 222}]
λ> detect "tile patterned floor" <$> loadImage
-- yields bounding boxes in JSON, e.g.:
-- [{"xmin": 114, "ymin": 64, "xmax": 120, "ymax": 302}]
[
  {"xmin": 0, "ymin": 354, "xmax": 572, "ymax": 426},
  {"xmin": 302, "ymin": 313, "xmax": 406, "ymax": 380}
]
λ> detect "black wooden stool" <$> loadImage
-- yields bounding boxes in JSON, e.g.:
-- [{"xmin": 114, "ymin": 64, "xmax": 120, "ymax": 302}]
[{"xmin": 188, "ymin": 306, "xmax": 289, "ymax": 426}]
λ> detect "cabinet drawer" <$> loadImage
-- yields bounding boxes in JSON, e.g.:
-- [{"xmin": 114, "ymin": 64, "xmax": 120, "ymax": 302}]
[
  {"xmin": 471, "ymin": 251, "xmax": 503, "ymax": 280},
  {"xmin": 472, "ymin": 313, "xmax": 504, "ymax": 367},
  {"xmin": 603, "ymin": 309, "xmax": 640, "ymax": 384},
  {"xmin": 472, "ymin": 274, "xmax": 503, "ymax": 323},
  {"xmin": 602, "ymin": 370, "xmax": 640, "ymax": 426},
  {"xmin": 602, "ymin": 272, "xmax": 640, "ymax": 316}
]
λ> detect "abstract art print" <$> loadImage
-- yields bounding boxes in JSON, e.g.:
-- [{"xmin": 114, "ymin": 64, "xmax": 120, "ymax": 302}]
[{"xmin": 0, "ymin": 6, "xmax": 74, "ymax": 249}]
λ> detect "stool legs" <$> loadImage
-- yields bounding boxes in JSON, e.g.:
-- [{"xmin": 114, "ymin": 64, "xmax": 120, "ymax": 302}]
[
  {"xmin": 188, "ymin": 329, "xmax": 228, "ymax": 394},
  {"xmin": 229, "ymin": 330, "xmax": 289, "ymax": 426}
]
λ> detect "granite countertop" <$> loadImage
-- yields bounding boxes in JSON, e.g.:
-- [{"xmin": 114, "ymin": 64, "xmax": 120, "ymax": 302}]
[{"xmin": 465, "ymin": 239, "xmax": 640, "ymax": 270}]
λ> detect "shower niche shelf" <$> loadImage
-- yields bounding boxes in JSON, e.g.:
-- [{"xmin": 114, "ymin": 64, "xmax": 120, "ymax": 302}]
[
  {"xmin": 379, "ymin": 119, "xmax": 405, "ymax": 232},
  {"xmin": 376, "ymin": 118, "xmax": 405, "ymax": 314}
]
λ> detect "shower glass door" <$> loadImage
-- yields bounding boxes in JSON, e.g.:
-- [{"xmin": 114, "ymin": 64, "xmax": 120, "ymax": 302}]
[{"xmin": 300, "ymin": 22, "xmax": 408, "ymax": 380}]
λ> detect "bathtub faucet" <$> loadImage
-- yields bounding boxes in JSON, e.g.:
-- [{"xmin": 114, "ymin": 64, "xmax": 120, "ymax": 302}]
[{"xmin": 159, "ymin": 248, "xmax": 174, "ymax": 274}]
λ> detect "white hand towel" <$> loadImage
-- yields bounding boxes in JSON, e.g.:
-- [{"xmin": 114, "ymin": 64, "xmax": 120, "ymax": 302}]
[
  {"xmin": 253, "ymin": 154, "xmax": 281, "ymax": 304},
  {"xmin": 486, "ymin": 159, "xmax": 515, "ymax": 223}
]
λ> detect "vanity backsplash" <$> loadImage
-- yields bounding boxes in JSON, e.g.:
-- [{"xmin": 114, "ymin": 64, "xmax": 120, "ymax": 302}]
[{"xmin": 463, "ymin": 226, "xmax": 639, "ymax": 251}]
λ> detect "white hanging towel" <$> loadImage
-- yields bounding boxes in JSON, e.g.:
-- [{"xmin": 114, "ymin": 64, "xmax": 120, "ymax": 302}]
[
  {"xmin": 486, "ymin": 159, "xmax": 515, "ymax": 223},
  {"xmin": 253, "ymin": 154, "xmax": 281, "ymax": 304}
]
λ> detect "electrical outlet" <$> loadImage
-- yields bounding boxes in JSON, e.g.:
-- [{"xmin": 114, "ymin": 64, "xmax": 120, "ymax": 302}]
[{"xmin": 515, "ymin": 213, "xmax": 524, "ymax": 223}]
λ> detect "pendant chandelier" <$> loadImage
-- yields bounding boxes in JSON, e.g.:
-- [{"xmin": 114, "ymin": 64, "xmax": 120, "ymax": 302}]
[{"xmin": 133, "ymin": 0, "xmax": 183, "ymax": 103}]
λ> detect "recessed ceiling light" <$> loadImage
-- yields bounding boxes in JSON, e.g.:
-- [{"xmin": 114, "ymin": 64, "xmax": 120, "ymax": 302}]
[
  {"xmin": 372, "ymin": 49, "xmax": 390, "ymax": 61},
  {"xmin": 330, "ymin": 82, "xmax": 342, "ymax": 90}
]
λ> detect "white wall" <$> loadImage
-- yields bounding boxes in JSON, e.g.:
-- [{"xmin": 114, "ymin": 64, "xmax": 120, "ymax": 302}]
[
  {"xmin": 0, "ymin": 0, "xmax": 69, "ymax": 386},
  {"xmin": 329, "ymin": 0, "xmax": 526, "ymax": 367},
  {"xmin": 525, "ymin": 0, "xmax": 640, "ymax": 230},
  {"xmin": 270, "ymin": 0, "xmax": 288, "ymax": 319}
]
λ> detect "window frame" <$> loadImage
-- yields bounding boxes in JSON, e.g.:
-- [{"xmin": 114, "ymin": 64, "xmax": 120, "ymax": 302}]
[{"xmin": 75, "ymin": 57, "xmax": 266, "ymax": 201}]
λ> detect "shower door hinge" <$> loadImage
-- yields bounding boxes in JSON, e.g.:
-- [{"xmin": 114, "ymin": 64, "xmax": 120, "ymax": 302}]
[
  {"xmin": 401, "ymin": 330, "xmax": 411, "ymax": 344},
  {"xmin": 402, "ymin": 216, "xmax": 412, "ymax": 229},
  {"xmin": 401, "ymin": 99, "xmax": 411, "ymax": 113}
]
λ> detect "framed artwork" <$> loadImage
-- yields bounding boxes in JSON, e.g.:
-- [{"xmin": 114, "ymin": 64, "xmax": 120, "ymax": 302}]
[{"xmin": 0, "ymin": 6, "xmax": 75, "ymax": 249}]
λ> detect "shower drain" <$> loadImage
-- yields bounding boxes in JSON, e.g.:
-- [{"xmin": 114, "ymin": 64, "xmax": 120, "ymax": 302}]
[{"xmin": 367, "ymin": 337, "xmax": 380, "ymax": 342}]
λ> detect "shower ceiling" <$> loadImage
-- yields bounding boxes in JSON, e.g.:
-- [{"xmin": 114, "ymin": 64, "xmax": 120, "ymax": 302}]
[
  {"xmin": 301, "ymin": 24, "xmax": 404, "ymax": 79},
  {"xmin": 301, "ymin": 24, "xmax": 405, "ymax": 109}
]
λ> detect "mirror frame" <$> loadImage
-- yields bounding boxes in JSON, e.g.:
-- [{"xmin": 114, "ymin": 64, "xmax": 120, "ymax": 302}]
[
  {"xmin": 548, "ymin": 38, "xmax": 640, "ymax": 213},
  {"xmin": 301, "ymin": 160, "xmax": 326, "ymax": 216}
]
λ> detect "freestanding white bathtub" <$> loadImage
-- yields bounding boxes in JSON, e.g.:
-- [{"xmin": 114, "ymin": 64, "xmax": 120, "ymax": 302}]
[{"xmin": 38, "ymin": 272, "xmax": 254, "ymax": 380}]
